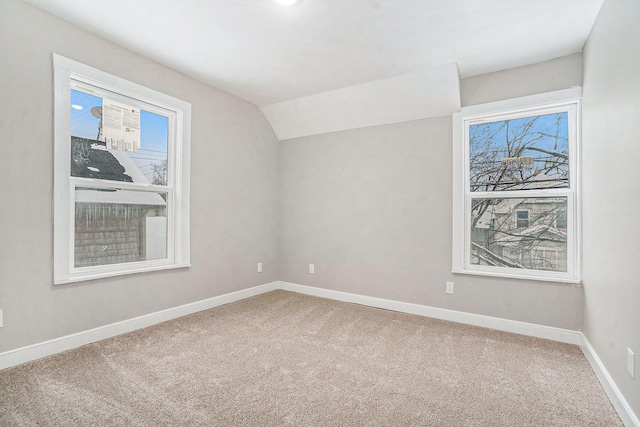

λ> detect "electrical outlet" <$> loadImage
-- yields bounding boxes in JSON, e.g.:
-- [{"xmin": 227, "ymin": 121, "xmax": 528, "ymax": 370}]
[
  {"xmin": 257, "ymin": 262, "xmax": 263, "ymax": 273},
  {"xmin": 0, "ymin": 309, "xmax": 3, "ymax": 328},
  {"xmin": 446, "ymin": 282, "xmax": 454, "ymax": 294},
  {"xmin": 628, "ymin": 348, "xmax": 635, "ymax": 378},
  {"xmin": 309, "ymin": 264, "xmax": 315, "ymax": 274}
]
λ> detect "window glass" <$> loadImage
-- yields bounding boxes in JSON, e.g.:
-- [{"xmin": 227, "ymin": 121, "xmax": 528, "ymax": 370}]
[
  {"xmin": 74, "ymin": 187, "xmax": 168, "ymax": 267},
  {"xmin": 70, "ymin": 89, "xmax": 168, "ymax": 185},
  {"xmin": 470, "ymin": 197, "xmax": 568, "ymax": 272},
  {"xmin": 469, "ymin": 112, "xmax": 569, "ymax": 192}
]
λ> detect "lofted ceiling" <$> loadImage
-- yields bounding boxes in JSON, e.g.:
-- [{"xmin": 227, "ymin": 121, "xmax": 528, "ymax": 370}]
[{"xmin": 24, "ymin": 0, "xmax": 603, "ymax": 107}]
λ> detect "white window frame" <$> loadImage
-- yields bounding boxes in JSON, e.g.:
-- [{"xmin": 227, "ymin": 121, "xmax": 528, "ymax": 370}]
[
  {"xmin": 53, "ymin": 54, "xmax": 191, "ymax": 284},
  {"xmin": 452, "ymin": 88, "xmax": 581, "ymax": 283}
]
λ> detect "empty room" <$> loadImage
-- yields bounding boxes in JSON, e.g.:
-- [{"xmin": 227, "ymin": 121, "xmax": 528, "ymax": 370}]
[{"xmin": 0, "ymin": 0, "xmax": 638, "ymax": 425}]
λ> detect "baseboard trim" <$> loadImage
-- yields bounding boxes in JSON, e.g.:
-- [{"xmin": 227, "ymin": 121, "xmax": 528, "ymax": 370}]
[
  {"xmin": 581, "ymin": 335, "xmax": 640, "ymax": 427},
  {"xmin": 276, "ymin": 281, "xmax": 582, "ymax": 345},
  {"xmin": 0, "ymin": 281, "xmax": 279, "ymax": 371}
]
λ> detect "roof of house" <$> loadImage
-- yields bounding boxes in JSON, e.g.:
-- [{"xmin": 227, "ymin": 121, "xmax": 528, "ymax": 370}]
[{"xmin": 71, "ymin": 137, "xmax": 165, "ymax": 207}]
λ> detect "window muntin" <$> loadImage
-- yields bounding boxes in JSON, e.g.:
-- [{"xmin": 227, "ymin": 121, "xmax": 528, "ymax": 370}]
[
  {"xmin": 452, "ymin": 90, "xmax": 580, "ymax": 283},
  {"xmin": 54, "ymin": 54, "xmax": 191, "ymax": 284}
]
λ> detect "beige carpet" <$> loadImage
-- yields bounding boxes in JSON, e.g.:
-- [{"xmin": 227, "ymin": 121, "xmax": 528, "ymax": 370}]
[{"xmin": 0, "ymin": 290, "xmax": 622, "ymax": 426}]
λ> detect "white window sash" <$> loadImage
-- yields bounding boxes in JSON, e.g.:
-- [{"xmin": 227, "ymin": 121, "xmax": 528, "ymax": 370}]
[
  {"xmin": 69, "ymin": 179, "xmax": 176, "ymax": 275},
  {"xmin": 53, "ymin": 54, "xmax": 191, "ymax": 285},
  {"xmin": 452, "ymin": 88, "xmax": 581, "ymax": 283}
]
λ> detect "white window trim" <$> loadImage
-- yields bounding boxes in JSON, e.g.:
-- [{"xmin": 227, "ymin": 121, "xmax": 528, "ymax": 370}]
[
  {"xmin": 452, "ymin": 87, "xmax": 581, "ymax": 284},
  {"xmin": 53, "ymin": 54, "xmax": 191, "ymax": 284}
]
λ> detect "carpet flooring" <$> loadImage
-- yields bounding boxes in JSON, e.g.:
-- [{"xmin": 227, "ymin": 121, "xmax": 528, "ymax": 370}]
[{"xmin": 0, "ymin": 290, "xmax": 622, "ymax": 426}]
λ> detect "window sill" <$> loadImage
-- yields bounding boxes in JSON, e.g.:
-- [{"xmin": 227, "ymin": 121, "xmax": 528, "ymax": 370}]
[
  {"xmin": 54, "ymin": 263, "xmax": 191, "ymax": 285},
  {"xmin": 452, "ymin": 268, "xmax": 582, "ymax": 286}
]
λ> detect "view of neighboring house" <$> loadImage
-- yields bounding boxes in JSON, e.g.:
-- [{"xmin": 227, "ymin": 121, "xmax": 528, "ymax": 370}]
[{"xmin": 471, "ymin": 173, "xmax": 568, "ymax": 272}]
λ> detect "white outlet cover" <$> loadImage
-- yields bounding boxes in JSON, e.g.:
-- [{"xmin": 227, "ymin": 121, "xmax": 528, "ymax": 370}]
[
  {"xmin": 446, "ymin": 282, "xmax": 454, "ymax": 294},
  {"xmin": 257, "ymin": 262, "xmax": 262, "ymax": 273},
  {"xmin": 628, "ymin": 348, "xmax": 635, "ymax": 378},
  {"xmin": 309, "ymin": 264, "xmax": 315, "ymax": 274}
]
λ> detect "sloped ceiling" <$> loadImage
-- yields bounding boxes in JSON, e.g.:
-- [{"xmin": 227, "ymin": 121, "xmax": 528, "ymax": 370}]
[{"xmin": 261, "ymin": 63, "xmax": 461, "ymax": 139}]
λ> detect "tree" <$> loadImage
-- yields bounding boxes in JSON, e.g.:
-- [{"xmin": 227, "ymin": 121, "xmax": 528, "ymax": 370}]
[{"xmin": 151, "ymin": 160, "xmax": 168, "ymax": 186}]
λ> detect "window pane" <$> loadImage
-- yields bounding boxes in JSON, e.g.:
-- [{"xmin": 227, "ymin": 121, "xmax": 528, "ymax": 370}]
[
  {"xmin": 70, "ymin": 89, "xmax": 168, "ymax": 185},
  {"xmin": 470, "ymin": 197, "xmax": 567, "ymax": 272},
  {"xmin": 74, "ymin": 187, "xmax": 168, "ymax": 268},
  {"xmin": 469, "ymin": 112, "xmax": 569, "ymax": 192}
]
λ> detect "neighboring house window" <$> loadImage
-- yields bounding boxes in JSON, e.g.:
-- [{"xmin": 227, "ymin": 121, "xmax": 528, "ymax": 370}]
[
  {"xmin": 555, "ymin": 210, "xmax": 568, "ymax": 229},
  {"xmin": 515, "ymin": 210, "xmax": 530, "ymax": 228},
  {"xmin": 452, "ymin": 88, "xmax": 581, "ymax": 283},
  {"xmin": 53, "ymin": 54, "xmax": 191, "ymax": 284}
]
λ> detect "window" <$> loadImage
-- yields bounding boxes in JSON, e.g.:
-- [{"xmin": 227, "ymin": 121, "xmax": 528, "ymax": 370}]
[
  {"xmin": 515, "ymin": 210, "xmax": 530, "ymax": 228},
  {"xmin": 555, "ymin": 210, "xmax": 567, "ymax": 229},
  {"xmin": 452, "ymin": 89, "xmax": 581, "ymax": 283},
  {"xmin": 53, "ymin": 54, "xmax": 191, "ymax": 284}
]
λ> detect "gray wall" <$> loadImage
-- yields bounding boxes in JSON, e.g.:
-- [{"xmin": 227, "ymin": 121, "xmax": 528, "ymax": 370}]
[
  {"xmin": 0, "ymin": 0, "xmax": 280, "ymax": 352},
  {"xmin": 582, "ymin": 0, "xmax": 640, "ymax": 416},
  {"xmin": 279, "ymin": 49, "xmax": 585, "ymax": 330}
]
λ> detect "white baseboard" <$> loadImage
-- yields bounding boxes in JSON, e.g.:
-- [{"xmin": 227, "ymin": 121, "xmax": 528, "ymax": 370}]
[
  {"xmin": 276, "ymin": 281, "xmax": 582, "ymax": 345},
  {"xmin": 0, "ymin": 281, "xmax": 279, "ymax": 371},
  {"xmin": 581, "ymin": 335, "xmax": 640, "ymax": 427}
]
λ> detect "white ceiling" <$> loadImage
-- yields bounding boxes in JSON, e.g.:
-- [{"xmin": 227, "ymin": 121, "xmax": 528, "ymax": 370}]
[{"xmin": 25, "ymin": 0, "xmax": 603, "ymax": 107}]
